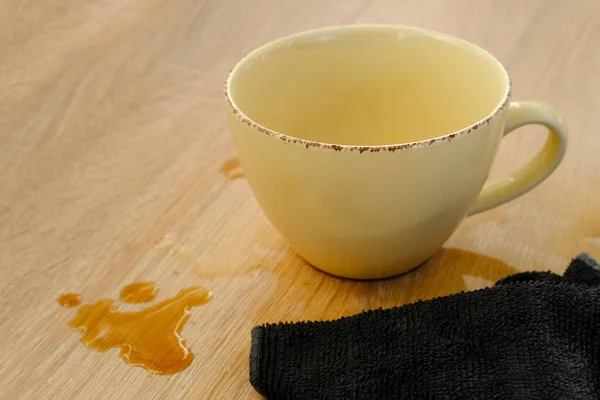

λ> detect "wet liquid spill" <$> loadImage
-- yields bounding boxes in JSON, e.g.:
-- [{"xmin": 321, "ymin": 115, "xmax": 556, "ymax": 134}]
[
  {"xmin": 170, "ymin": 247, "xmax": 260, "ymax": 278},
  {"xmin": 219, "ymin": 158, "xmax": 245, "ymax": 180},
  {"xmin": 154, "ymin": 234, "xmax": 264, "ymax": 279},
  {"xmin": 57, "ymin": 293, "xmax": 82, "ymax": 308},
  {"xmin": 119, "ymin": 282, "xmax": 158, "ymax": 304},
  {"xmin": 62, "ymin": 285, "xmax": 212, "ymax": 375}
]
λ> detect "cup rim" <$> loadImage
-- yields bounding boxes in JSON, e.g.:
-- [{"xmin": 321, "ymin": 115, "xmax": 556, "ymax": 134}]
[{"xmin": 225, "ymin": 24, "xmax": 512, "ymax": 153}]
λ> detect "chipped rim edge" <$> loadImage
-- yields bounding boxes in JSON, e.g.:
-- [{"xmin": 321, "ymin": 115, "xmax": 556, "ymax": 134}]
[{"xmin": 224, "ymin": 24, "xmax": 512, "ymax": 153}]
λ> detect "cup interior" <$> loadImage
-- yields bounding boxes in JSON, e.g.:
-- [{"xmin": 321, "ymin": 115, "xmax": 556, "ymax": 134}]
[{"xmin": 227, "ymin": 25, "xmax": 509, "ymax": 146}]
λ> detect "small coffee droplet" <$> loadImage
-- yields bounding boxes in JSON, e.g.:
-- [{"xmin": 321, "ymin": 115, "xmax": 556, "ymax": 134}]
[
  {"xmin": 57, "ymin": 293, "xmax": 82, "ymax": 308},
  {"xmin": 219, "ymin": 158, "xmax": 245, "ymax": 180}
]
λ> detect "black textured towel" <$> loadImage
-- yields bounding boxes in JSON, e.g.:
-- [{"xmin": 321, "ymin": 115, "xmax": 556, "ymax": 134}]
[{"xmin": 250, "ymin": 253, "xmax": 600, "ymax": 399}]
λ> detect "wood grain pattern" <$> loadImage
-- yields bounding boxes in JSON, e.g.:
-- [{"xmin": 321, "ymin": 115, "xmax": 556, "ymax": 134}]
[{"xmin": 1, "ymin": 0, "xmax": 599, "ymax": 398}]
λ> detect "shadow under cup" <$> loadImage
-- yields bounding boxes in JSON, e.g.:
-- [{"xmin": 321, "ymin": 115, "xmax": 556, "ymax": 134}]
[
  {"xmin": 227, "ymin": 26, "xmax": 508, "ymax": 146},
  {"xmin": 225, "ymin": 25, "xmax": 518, "ymax": 280}
]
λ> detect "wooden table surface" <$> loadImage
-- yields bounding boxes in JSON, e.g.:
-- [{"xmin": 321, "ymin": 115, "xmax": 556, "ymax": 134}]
[{"xmin": 1, "ymin": 0, "xmax": 599, "ymax": 398}]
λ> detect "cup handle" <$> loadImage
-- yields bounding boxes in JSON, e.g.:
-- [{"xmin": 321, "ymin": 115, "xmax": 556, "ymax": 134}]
[{"xmin": 468, "ymin": 100, "xmax": 568, "ymax": 215}]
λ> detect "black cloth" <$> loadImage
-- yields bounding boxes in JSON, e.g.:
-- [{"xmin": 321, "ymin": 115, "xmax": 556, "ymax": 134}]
[{"xmin": 249, "ymin": 253, "xmax": 600, "ymax": 399}]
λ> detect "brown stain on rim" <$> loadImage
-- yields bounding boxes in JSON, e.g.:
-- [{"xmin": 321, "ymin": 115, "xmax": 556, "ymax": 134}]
[
  {"xmin": 225, "ymin": 91, "xmax": 511, "ymax": 152},
  {"xmin": 224, "ymin": 40, "xmax": 512, "ymax": 153}
]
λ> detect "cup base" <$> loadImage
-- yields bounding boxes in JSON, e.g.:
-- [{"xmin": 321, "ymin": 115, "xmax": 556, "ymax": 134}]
[{"xmin": 297, "ymin": 252, "xmax": 434, "ymax": 281}]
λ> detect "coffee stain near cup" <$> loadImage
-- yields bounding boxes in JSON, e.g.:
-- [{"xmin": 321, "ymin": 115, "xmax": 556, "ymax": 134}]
[
  {"xmin": 582, "ymin": 201, "xmax": 600, "ymax": 249},
  {"xmin": 154, "ymin": 234, "xmax": 264, "ymax": 279},
  {"xmin": 119, "ymin": 282, "xmax": 158, "ymax": 304},
  {"xmin": 460, "ymin": 208, "xmax": 509, "ymax": 230},
  {"xmin": 176, "ymin": 248, "xmax": 262, "ymax": 278},
  {"xmin": 457, "ymin": 185, "xmax": 600, "ymax": 264},
  {"xmin": 585, "ymin": 237, "xmax": 600, "ymax": 249},
  {"xmin": 59, "ymin": 284, "xmax": 212, "ymax": 375},
  {"xmin": 219, "ymin": 158, "xmax": 245, "ymax": 180},
  {"xmin": 151, "ymin": 235, "xmax": 519, "ymax": 346},
  {"xmin": 252, "ymin": 247, "xmax": 520, "ymax": 324}
]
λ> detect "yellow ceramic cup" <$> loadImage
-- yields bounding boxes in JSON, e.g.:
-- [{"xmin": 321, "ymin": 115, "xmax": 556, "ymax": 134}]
[{"xmin": 225, "ymin": 25, "xmax": 567, "ymax": 279}]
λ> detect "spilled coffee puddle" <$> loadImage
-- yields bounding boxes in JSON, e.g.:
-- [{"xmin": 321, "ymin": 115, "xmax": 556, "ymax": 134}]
[
  {"xmin": 58, "ymin": 283, "xmax": 212, "ymax": 375},
  {"xmin": 119, "ymin": 281, "xmax": 158, "ymax": 304},
  {"xmin": 219, "ymin": 158, "xmax": 245, "ymax": 180}
]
